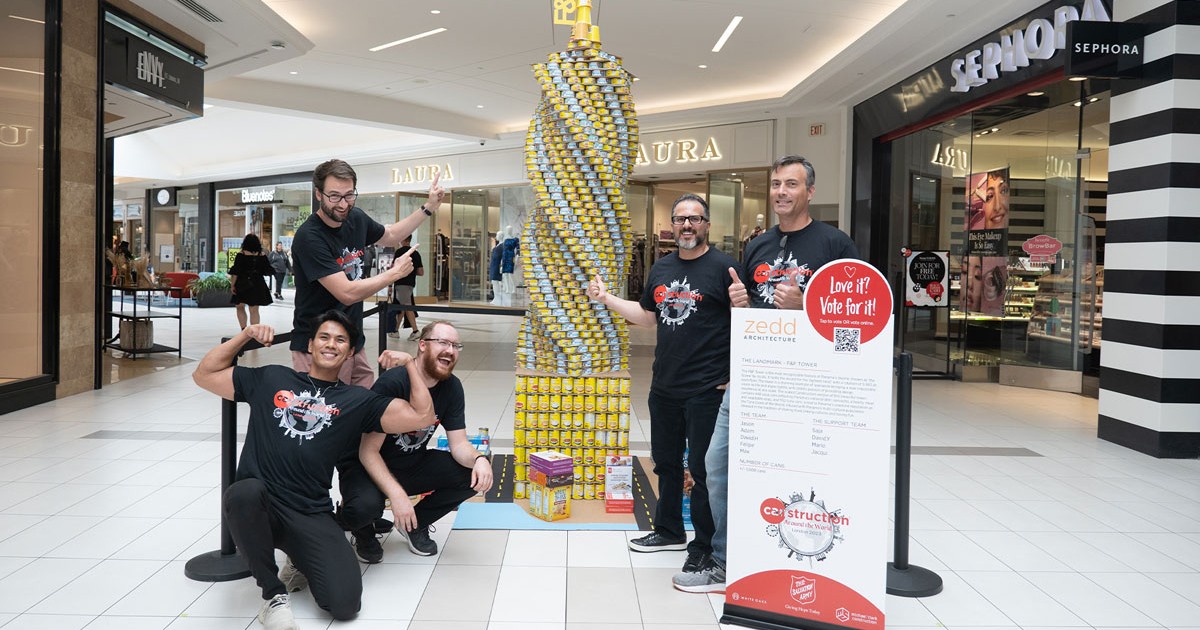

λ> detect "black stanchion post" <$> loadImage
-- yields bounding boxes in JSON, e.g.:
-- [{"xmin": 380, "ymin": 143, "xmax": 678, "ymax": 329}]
[
  {"xmin": 887, "ymin": 352, "xmax": 943, "ymax": 597},
  {"xmin": 185, "ymin": 340, "xmax": 252, "ymax": 582}
]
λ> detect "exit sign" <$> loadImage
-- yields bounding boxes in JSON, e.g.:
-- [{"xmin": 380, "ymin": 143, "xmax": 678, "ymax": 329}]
[{"xmin": 810, "ymin": 124, "xmax": 825, "ymax": 136}]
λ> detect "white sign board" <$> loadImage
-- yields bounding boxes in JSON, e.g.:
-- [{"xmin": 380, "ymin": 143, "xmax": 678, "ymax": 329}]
[
  {"xmin": 725, "ymin": 259, "xmax": 893, "ymax": 630},
  {"xmin": 903, "ymin": 249, "xmax": 949, "ymax": 307}
]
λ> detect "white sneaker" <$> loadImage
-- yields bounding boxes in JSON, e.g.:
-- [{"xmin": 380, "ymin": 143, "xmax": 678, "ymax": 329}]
[
  {"xmin": 278, "ymin": 556, "xmax": 307, "ymax": 593},
  {"xmin": 257, "ymin": 593, "xmax": 298, "ymax": 629},
  {"xmin": 407, "ymin": 330, "xmax": 421, "ymax": 341}
]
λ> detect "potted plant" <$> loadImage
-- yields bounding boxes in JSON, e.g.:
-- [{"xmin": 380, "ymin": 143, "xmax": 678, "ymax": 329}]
[{"xmin": 189, "ymin": 272, "xmax": 234, "ymax": 308}]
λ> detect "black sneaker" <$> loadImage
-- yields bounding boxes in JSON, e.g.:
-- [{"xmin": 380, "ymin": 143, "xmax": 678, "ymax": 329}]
[
  {"xmin": 681, "ymin": 549, "xmax": 708, "ymax": 573},
  {"xmin": 398, "ymin": 524, "xmax": 438, "ymax": 556},
  {"xmin": 352, "ymin": 527, "xmax": 383, "ymax": 564},
  {"xmin": 628, "ymin": 531, "xmax": 688, "ymax": 552}
]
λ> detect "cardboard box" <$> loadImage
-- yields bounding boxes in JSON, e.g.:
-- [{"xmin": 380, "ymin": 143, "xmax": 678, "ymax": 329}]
[
  {"xmin": 529, "ymin": 450, "xmax": 575, "ymax": 475},
  {"xmin": 604, "ymin": 490, "xmax": 634, "ymax": 513},
  {"xmin": 605, "ymin": 455, "xmax": 633, "ymax": 496},
  {"xmin": 529, "ymin": 469, "xmax": 573, "ymax": 488},
  {"xmin": 528, "ymin": 481, "xmax": 571, "ymax": 521}
]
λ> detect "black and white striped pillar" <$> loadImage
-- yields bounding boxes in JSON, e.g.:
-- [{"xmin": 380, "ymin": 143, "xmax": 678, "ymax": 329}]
[{"xmin": 1098, "ymin": 0, "xmax": 1200, "ymax": 458}]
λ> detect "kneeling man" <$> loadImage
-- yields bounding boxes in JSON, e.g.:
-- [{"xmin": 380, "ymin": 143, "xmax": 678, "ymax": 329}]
[{"xmin": 338, "ymin": 320, "xmax": 493, "ymax": 561}]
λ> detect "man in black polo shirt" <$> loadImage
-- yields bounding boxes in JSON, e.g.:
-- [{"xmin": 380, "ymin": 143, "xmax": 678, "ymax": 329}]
[
  {"xmin": 192, "ymin": 310, "xmax": 436, "ymax": 629},
  {"xmin": 290, "ymin": 159, "xmax": 444, "ymax": 386},
  {"xmin": 337, "ymin": 320, "xmax": 493, "ymax": 562},
  {"xmin": 588, "ymin": 193, "xmax": 741, "ymax": 577}
]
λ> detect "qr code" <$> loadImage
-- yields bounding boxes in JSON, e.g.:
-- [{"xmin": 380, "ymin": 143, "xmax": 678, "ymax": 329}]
[{"xmin": 833, "ymin": 327, "xmax": 861, "ymax": 354}]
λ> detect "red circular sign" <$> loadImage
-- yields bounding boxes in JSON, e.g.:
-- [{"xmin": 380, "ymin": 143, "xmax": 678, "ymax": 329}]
[
  {"xmin": 803, "ymin": 260, "xmax": 892, "ymax": 344},
  {"xmin": 927, "ymin": 281, "xmax": 944, "ymax": 299},
  {"xmin": 761, "ymin": 497, "xmax": 786, "ymax": 524},
  {"xmin": 753, "ymin": 263, "xmax": 772, "ymax": 285}
]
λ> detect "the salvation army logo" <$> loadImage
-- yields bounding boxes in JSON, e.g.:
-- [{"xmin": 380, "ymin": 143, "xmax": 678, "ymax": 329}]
[
  {"xmin": 790, "ymin": 575, "xmax": 817, "ymax": 604},
  {"xmin": 335, "ymin": 247, "xmax": 366, "ymax": 281},
  {"xmin": 803, "ymin": 260, "xmax": 891, "ymax": 344},
  {"xmin": 652, "ymin": 277, "xmax": 701, "ymax": 328},
  {"xmin": 761, "ymin": 490, "xmax": 846, "ymax": 563},
  {"xmin": 272, "ymin": 388, "xmax": 337, "ymax": 443}
]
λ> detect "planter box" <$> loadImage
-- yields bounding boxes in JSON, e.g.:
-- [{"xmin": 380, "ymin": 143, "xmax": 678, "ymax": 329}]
[{"xmin": 195, "ymin": 290, "xmax": 233, "ymax": 308}]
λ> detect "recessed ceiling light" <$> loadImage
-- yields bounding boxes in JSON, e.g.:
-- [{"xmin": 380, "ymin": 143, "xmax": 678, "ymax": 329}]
[
  {"xmin": 698, "ymin": 64, "xmax": 708, "ymax": 69},
  {"xmin": 990, "ymin": 128, "xmax": 1000, "ymax": 132},
  {"xmin": 1027, "ymin": 91, "xmax": 1045, "ymax": 96},
  {"xmin": 1088, "ymin": 96, "xmax": 1101, "ymax": 103},
  {"xmin": 1073, "ymin": 100, "xmax": 1082, "ymax": 107},
  {"xmin": 476, "ymin": 104, "xmax": 484, "ymax": 108},
  {"xmin": 1069, "ymin": 76, "xmax": 1087, "ymax": 81},
  {"xmin": 289, "ymin": 71, "xmax": 298, "ymax": 75},
  {"xmin": 712, "ymin": 16, "xmax": 743, "ymax": 53},
  {"xmin": 369, "ymin": 27, "xmax": 448, "ymax": 52},
  {"xmin": 430, "ymin": 9, "xmax": 441, "ymax": 14}
]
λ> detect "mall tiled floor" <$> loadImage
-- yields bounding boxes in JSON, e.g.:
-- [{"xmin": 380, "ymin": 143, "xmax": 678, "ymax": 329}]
[{"xmin": 1, "ymin": 295, "xmax": 1198, "ymax": 628}]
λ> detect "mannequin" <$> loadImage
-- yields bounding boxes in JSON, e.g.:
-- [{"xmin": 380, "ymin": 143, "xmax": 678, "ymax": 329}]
[
  {"xmin": 500, "ymin": 225, "xmax": 520, "ymax": 306},
  {"xmin": 489, "ymin": 234, "xmax": 504, "ymax": 305},
  {"xmin": 742, "ymin": 213, "xmax": 765, "ymax": 249}
]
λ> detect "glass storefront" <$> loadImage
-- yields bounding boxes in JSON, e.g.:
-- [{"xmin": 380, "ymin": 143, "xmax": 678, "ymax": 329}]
[
  {"xmin": 1, "ymin": 0, "xmax": 47, "ymax": 385},
  {"xmin": 889, "ymin": 80, "xmax": 1109, "ymax": 376},
  {"xmin": 215, "ymin": 182, "xmax": 311, "ymax": 271}
]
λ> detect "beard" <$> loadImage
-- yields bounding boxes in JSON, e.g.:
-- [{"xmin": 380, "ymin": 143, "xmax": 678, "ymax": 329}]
[
  {"xmin": 319, "ymin": 201, "xmax": 348, "ymax": 224},
  {"xmin": 421, "ymin": 349, "xmax": 456, "ymax": 381},
  {"xmin": 676, "ymin": 231, "xmax": 705, "ymax": 250}
]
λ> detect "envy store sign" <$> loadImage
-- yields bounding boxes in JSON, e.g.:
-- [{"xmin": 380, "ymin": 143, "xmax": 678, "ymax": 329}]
[{"xmin": 950, "ymin": 0, "xmax": 1111, "ymax": 92}]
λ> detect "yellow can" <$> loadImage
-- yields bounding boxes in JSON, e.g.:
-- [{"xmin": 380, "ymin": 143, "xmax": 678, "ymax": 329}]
[
  {"xmin": 536, "ymin": 429, "xmax": 549, "ymax": 446},
  {"xmin": 562, "ymin": 377, "xmax": 574, "ymax": 394},
  {"xmin": 573, "ymin": 394, "xmax": 585, "ymax": 411},
  {"xmin": 539, "ymin": 412, "xmax": 551, "ymax": 429},
  {"xmin": 516, "ymin": 374, "xmax": 528, "ymax": 393},
  {"xmin": 620, "ymin": 378, "xmax": 630, "ymax": 394},
  {"xmin": 515, "ymin": 392, "xmax": 527, "ymax": 411},
  {"xmin": 571, "ymin": 429, "xmax": 583, "ymax": 447},
  {"xmin": 597, "ymin": 378, "xmax": 609, "ymax": 395},
  {"xmin": 585, "ymin": 377, "xmax": 596, "ymax": 394},
  {"xmin": 573, "ymin": 464, "xmax": 584, "ymax": 482},
  {"xmin": 583, "ymin": 412, "xmax": 595, "ymax": 429},
  {"xmin": 514, "ymin": 411, "xmax": 526, "ymax": 429},
  {"xmin": 584, "ymin": 395, "xmax": 595, "ymax": 412},
  {"xmin": 514, "ymin": 463, "xmax": 527, "ymax": 481},
  {"xmin": 550, "ymin": 376, "xmax": 562, "ymax": 393},
  {"xmin": 619, "ymin": 413, "xmax": 630, "ymax": 430},
  {"xmin": 549, "ymin": 394, "xmax": 561, "ymax": 411},
  {"xmin": 547, "ymin": 429, "xmax": 560, "ymax": 446},
  {"xmin": 584, "ymin": 465, "xmax": 596, "ymax": 482},
  {"xmin": 514, "ymin": 446, "xmax": 526, "ymax": 463},
  {"xmin": 571, "ymin": 447, "xmax": 584, "ymax": 465},
  {"xmin": 514, "ymin": 481, "xmax": 526, "ymax": 500},
  {"xmin": 584, "ymin": 431, "xmax": 596, "ymax": 447},
  {"xmin": 549, "ymin": 411, "xmax": 561, "ymax": 428},
  {"xmin": 607, "ymin": 430, "xmax": 618, "ymax": 448},
  {"xmin": 596, "ymin": 468, "xmax": 606, "ymax": 485},
  {"xmin": 619, "ymin": 397, "xmax": 630, "ymax": 412},
  {"xmin": 584, "ymin": 483, "xmax": 595, "ymax": 500},
  {"xmin": 539, "ymin": 394, "xmax": 551, "ymax": 411},
  {"xmin": 584, "ymin": 447, "xmax": 596, "ymax": 464},
  {"xmin": 619, "ymin": 431, "xmax": 629, "ymax": 447},
  {"xmin": 594, "ymin": 430, "xmax": 607, "ymax": 447},
  {"xmin": 573, "ymin": 483, "xmax": 584, "ymax": 500},
  {"xmin": 538, "ymin": 376, "xmax": 550, "ymax": 392},
  {"xmin": 608, "ymin": 396, "xmax": 619, "ymax": 413},
  {"xmin": 513, "ymin": 429, "xmax": 526, "ymax": 446},
  {"xmin": 596, "ymin": 396, "xmax": 608, "ymax": 412},
  {"xmin": 572, "ymin": 412, "xmax": 585, "ymax": 428}
]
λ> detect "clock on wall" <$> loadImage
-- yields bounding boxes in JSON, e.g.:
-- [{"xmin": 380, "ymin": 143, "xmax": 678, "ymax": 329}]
[{"xmin": 151, "ymin": 187, "xmax": 177, "ymax": 207}]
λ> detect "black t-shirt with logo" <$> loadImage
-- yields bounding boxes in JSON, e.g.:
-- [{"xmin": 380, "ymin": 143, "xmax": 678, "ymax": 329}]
[
  {"xmin": 233, "ymin": 365, "xmax": 390, "ymax": 514},
  {"xmin": 371, "ymin": 368, "xmax": 465, "ymax": 462},
  {"xmin": 290, "ymin": 208, "xmax": 386, "ymax": 352},
  {"xmin": 742, "ymin": 222, "xmax": 860, "ymax": 308},
  {"xmin": 638, "ymin": 247, "xmax": 740, "ymax": 397}
]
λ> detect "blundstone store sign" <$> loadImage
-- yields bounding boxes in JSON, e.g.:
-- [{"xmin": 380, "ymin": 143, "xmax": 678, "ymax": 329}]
[{"xmin": 950, "ymin": 0, "xmax": 1112, "ymax": 92}]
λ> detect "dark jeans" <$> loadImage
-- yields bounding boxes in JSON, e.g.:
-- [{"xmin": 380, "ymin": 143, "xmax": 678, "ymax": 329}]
[
  {"xmin": 223, "ymin": 478, "xmax": 361, "ymax": 620},
  {"xmin": 272, "ymin": 272, "xmax": 286, "ymax": 295},
  {"xmin": 647, "ymin": 387, "xmax": 722, "ymax": 555},
  {"xmin": 338, "ymin": 448, "xmax": 475, "ymax": 532}
]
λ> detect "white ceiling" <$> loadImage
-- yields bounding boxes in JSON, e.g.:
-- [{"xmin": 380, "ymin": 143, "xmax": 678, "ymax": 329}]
[{"xmin": 114, "ymin": 0, "xmax": 1048, "ymax": 193}]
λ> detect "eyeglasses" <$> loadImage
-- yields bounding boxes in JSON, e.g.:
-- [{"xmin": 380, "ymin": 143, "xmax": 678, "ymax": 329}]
[
  {"xmin": 320, "ymin": 189, "xmax": 358, "ymax": 204},
  {"xmin": 670, "ymin": 215, "xmax": 709, "ymax": 225},
  {"xmin": 423, "ymin": 338, "xmax": 464, "ymax": 351}
]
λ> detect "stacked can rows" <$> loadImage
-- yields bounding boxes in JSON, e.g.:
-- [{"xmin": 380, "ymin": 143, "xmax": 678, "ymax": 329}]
[
  {"xmin": 511, "ymin": 371, "xmax": 630, "ymax": 501},
  {"xmin": 518, "ymin": 40, "xmax": 638, "ymax": 376}
]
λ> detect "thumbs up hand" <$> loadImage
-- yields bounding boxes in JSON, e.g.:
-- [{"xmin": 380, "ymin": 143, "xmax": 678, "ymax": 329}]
[
  {"xmin": 727, "ymin": 267, "xmax": 749, "ymax": 307},
  {"xmin": 587, "ymin": 274, "xmax": 609, "ymax": 305},
  {"xmin": 773, "ymin": 271, "xmax": 805, "ymax": 310}
]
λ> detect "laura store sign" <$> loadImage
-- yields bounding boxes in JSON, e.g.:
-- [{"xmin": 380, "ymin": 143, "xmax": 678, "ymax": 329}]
[{"xmin": 950, "ymin": 0, "xmax": 1112, "ymax": 92}]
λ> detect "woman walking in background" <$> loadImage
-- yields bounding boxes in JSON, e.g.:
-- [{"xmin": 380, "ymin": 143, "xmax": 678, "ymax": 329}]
[{"xmin": 229, "ymin": 233, "xmax": 273, "ymax": 329}]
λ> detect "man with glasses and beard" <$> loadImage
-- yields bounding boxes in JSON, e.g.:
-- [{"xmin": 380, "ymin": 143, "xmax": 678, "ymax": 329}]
[
  {"xmin": 674, "ymin": 155, "xmax": 861, "ymax": 594},
  {"xmin": 290, "ymin": 158, "xmax": 445, "ymax": 386},
  {"xmin": 335, "ymin": 321, "xmax": 493, "ymax": 562},
  {"xmin": 587, "ymin": 193, "xmax": 740, "ymax": 580}
]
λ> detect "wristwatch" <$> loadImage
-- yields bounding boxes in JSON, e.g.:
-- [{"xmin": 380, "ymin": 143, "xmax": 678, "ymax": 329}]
[{"xmin": 421, "ymin": 205, "xmax": 432, "ymax": 216}]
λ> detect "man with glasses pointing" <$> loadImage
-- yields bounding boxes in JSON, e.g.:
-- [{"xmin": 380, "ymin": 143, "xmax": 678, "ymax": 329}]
[
  {"xmin": 291, "ymin": 158, "xmax": 445, "ymax": 386},
  {"xmin": 588, "ymin": 193, "xmax": 741, "ymax": 580}
]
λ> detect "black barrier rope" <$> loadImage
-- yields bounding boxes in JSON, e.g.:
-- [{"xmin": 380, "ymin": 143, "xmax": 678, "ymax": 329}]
[{"xmin": 887, "ymin": 352, "xmax": 944, "ymax": 597}]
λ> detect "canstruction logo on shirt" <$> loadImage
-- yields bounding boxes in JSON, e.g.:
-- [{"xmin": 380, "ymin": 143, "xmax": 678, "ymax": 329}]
[
  {"xmin": 273, "ymin": 389, "xmax": 340, "ymax": 443},
  {"xmin": 335, "ymin": 247, "xmax": 366, "ymax": 281},
  {"xmin": 752, "ymin": 252, "xmax": 813, "ymax": 305},
  {"xmin": 652, "ymin": 276, "xmax": 702, "ymax": 328}
]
